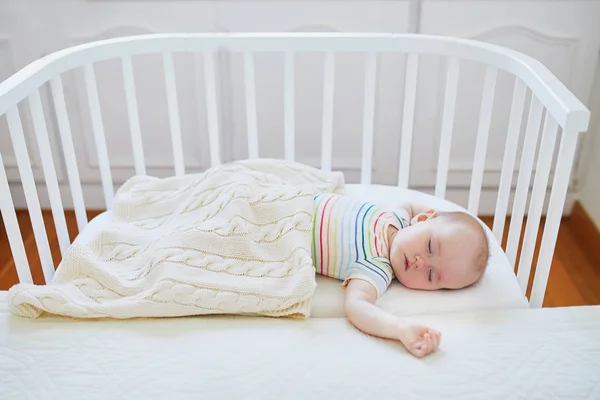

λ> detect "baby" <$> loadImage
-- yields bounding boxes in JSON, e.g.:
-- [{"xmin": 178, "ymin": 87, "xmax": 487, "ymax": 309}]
[{"xmin": 313, "ymin": 193, "xmax": 489, "ymax": 358}]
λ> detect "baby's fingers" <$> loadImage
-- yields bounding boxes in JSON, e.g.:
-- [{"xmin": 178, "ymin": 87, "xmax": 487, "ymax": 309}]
[
  {"xmin": 431, "ymin": 332, "xmax": 440, "ymax": 350},
  {"xmin": 413, "ymin": 341, "xmax": 427, "ymax": 358},
  {"xmin": 425, "ymin": 333, "xmax": 433, "ymax": 353}
]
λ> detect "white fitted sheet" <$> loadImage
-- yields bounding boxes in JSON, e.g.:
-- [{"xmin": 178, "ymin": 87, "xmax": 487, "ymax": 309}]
[
  {"xmin": 1, "ymin": 291, "xmax": 599, "ymax": 399},
  {"xmin": 68, "ymin": 184, "xmax": 528, "ymax": 318}
]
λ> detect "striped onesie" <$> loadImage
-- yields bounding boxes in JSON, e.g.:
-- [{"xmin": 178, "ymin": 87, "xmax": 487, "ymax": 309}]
[{"xmin": 312, "ymin": 193, "xmax": 409, "ymax": 297}]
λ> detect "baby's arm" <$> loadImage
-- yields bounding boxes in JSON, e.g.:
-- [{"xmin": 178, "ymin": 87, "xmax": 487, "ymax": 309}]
[{"xmin": 344, "ymin": 279, "xmax": 441, "ymax": 358}]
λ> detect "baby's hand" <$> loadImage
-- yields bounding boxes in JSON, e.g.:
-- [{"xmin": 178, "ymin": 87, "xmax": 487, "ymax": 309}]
[
  {"xmin": 397, "ymin": 324, "xmax": 441, "ymax": 358},
  {"xmin": 343, "ymin": 279, "xmax": 441, "ymax": 358}
]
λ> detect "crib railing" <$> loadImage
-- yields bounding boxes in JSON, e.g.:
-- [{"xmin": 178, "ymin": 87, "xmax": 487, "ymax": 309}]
[{"xmin": 0, "ymin": 33, "xmax": 590, "ymax": 308}]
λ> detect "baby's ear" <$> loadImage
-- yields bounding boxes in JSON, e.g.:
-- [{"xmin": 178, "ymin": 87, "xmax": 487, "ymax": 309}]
[{"xmin": 410, "ymin": 209, "xmax": 437, "ymax": 226}]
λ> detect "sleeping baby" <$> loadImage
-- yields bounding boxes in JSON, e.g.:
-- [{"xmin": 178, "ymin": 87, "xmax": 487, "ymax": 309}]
[{"xmin": 312, "ymin": 193, "xmax": 489, "ymax": 358}]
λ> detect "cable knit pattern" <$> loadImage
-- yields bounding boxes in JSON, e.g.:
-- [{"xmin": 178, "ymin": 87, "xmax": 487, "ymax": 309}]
[{"xmin": 8, "ymin": 159, "xmax": 344, "ymax": 319}]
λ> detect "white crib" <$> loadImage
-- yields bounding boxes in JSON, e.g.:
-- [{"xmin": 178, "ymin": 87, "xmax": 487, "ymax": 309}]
[
  {"xmin": 0, "ymin": 32, "xmax": 589, "ymax": 306},
  {"xmin": 1, "ymin": 33, "xmax": 599, "ymax": 399}
]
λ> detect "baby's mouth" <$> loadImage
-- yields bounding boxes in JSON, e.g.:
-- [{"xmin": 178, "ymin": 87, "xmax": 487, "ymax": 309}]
[{"xmin": 404, "ymin": 255, "xmax": 409, "ymax": 272}]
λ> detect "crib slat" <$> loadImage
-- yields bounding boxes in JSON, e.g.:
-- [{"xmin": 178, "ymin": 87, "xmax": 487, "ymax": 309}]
[
  {"xmin": 530, "ymin": 130, "xmax": 579, "ymax": 308},
  {"xmin": 398, "ymin": 53, "xmax": 418, "ymax": 188},
  {"xmin": 121, "ymin": 56, "xmax": 145, "ymax": 175},
  {"xmin": 244, "ymin": 52, "xmax": 259, "ymax": 159},
  {"xmin": 203, "ymin": 52, "xmax": 221, "ymax": 167},
  {"xmin": 434, "ymin": 58, "xmax": 460, "ymax": 199},
  {"xmin": 284, "ymin": 51, "xmax": 295, "ymax": 162},
  {"xmin": 0, "ymin": 150, "xmax": 33, "ymax": 283},
  {"xmin": 50, "ymin": 77, "xmax": 87, "ymax": 232},
  {"xmin": 505, "ymin": 97, "xmax": 543, "ymax": 266},
  {"xmin": 360, "ymin": 52, "xmax": 377, "ymax": 185},
  {"xmin": 84, "ymin": 64, "xmax": 114, "ymax": 209},
  {"xmin": 321, "ymin": 52, "xmax": 335, "ymax": 172},
  {"xmin": 6, "ymin": 106, "xmax": 54, "ymax": 283},
  {"xmin": 516, "ymin": 113, "xmax": 558, "ymax": 293},
  {"xmin": 468, "ymin": 66, "xmax": 497, "ymax": 215},
  {"xmin": 162, "ymin": 53, "xmax": 185, "ymax": 175},
  {"xmin": 492, "ymin": 79, "xmax": 526, "ymax": 242},
  {"xmin": 28, "ymin": 90, "xmax": 70, "ymax": 256}
]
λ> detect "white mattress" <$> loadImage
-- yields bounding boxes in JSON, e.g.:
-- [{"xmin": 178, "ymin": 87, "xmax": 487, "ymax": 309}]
[
  {"xmin": 1, "ymin": 291, "xmax": 599, "ymax": 399},
  {"xmin": 69, "ymin": 184, "xmax": 528, "ymax": 318}
]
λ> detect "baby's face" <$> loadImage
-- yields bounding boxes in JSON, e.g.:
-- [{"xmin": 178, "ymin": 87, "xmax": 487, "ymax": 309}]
[{"xmin": 388, "ymin": 213, "xmax": 482, "ymax": 291}]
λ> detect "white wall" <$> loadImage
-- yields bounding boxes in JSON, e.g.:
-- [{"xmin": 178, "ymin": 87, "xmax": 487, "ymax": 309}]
[
  {"xmin": 2, "ymin": 0, "xmax": 600, "ymax": 215},
  {"xmin": 579, "ymin": 136, "xmax": 600, "ymax": 227},
  {"xmin": 578, "ymin": 61, "xmax": 600, "ymax": 228}
]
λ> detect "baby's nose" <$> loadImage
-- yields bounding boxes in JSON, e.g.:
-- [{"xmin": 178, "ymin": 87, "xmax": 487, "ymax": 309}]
[{"xmin": 415, "ymin": 256, "xmax": 426, "ymax": 269}]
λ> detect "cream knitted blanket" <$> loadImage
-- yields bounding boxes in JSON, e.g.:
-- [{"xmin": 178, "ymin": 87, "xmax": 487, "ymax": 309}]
[{"xmin": 8, "ymin": 159, "xmax": 344, "ymax": 319}]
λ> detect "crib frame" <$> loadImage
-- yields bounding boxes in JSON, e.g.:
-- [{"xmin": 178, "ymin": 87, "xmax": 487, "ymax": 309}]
[{"xmin": 0, "ymin": 33, "xmax": 590, "ymax": 308}]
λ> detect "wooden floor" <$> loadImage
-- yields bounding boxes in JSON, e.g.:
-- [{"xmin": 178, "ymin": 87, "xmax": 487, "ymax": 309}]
[{"xmin": 1, "ymin": 204, "xmax": 600, "ymax": 307}]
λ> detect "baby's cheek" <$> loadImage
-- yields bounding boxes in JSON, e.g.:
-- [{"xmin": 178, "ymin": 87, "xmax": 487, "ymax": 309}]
[
  {"xmin": 391, "ymin": 249, "xmax": 401, "ymax": 264},
  {"xmin": 391, "ymin": 251, "xmax": 406, "ymax": 276},
  {"xmin": 399, "ymin": 275, "xmax": 419, "ymax": 290}
]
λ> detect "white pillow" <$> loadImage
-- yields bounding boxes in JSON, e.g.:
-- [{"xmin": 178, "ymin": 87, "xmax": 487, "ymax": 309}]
[{"xmin": 309, "ymin": 184, "xmax": 528, "ymax": 318}]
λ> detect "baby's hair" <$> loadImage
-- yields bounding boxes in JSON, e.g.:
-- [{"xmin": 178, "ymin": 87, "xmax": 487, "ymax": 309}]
[{"xmin": 436, "ymin": 211, "xmax": 490, "ymax": 286}]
